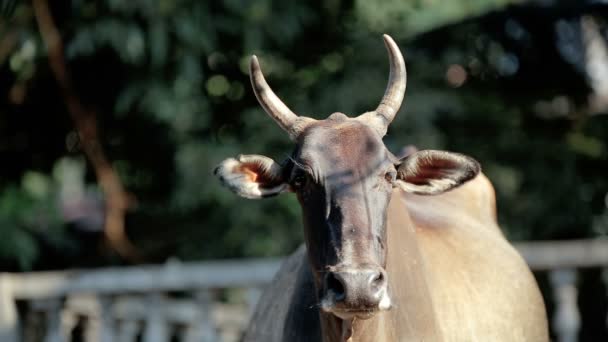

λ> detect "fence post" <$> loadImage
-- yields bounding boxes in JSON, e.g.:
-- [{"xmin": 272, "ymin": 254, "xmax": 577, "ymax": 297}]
[
  {"xmin": 550, "ymin": 269, "xmax": 580, "ymax": 342},
  {"xmin": 96, "ymin": 295, "xmax": 115, "ymax": 342},
  {"xmin": 182, "ymin": 290, "xmax": 217, "ymax": 342},
  {"xmin": 38, "ymin": 298, "xmax": 63, "ymax": 342},
  {"xmin": 0, "ymin": 274, "xmax": 18, "ymax": 342},
  {"xmin": 603, "ymin": 268, "xmax": 608, "ymax": 333},
  {"xmin": 116, "ymin": 319, "xmax": 139, "ymax": 342},
  {"xmin": 142, "ymin": 293, "xmax": 168, "ymax": 342},
  {"xmin": 246, "ymin": 287, "xmax": 262, "ymax": 315}
]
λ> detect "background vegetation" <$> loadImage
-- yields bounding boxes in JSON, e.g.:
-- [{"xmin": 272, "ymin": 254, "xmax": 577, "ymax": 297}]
[
  {"xmin": 2, "ymin": 0, "xmax": 608, "ymax": 339},
  {"xmin": 0, "ymin": 0, "xmax": 607, "ymax": 306}
]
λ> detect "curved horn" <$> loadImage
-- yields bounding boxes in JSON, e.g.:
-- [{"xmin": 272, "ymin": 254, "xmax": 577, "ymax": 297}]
[
  {"xmin": 249, "ymin": 55, "xmax": 313, "ymax": 140},
  {"xmin": 359, "ymin": 34, "xmax": 407, "ymax": 136}
]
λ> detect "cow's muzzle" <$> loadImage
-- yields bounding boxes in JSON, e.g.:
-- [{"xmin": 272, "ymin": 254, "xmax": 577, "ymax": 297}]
[{"xmin": 320, "ymin": 266, "xmax": 391, "ymax": 319}]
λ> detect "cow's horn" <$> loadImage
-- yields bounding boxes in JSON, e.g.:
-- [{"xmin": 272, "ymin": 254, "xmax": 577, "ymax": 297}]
[
  {"xmin": 249, "ymin": 55, "xmax": 314, "ymax": 140},
  {"xmin": 359, "ymin": 34, "xmax": 407, "ymax": 136}
]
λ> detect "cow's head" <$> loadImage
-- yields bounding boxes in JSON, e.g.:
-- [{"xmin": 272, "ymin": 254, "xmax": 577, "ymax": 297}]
[{"xmin": 215, "ymin": 35, "xmax": 480, "ymax": 320}]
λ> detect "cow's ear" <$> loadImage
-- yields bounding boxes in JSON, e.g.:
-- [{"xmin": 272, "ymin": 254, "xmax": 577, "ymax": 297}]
[
  {"xmin": 394, "ymin": 150, "xmax": 480, "ymax": 195},
  {"xmin": 214, "ymin": 154, "xmax": 288, "ymax": 199}
]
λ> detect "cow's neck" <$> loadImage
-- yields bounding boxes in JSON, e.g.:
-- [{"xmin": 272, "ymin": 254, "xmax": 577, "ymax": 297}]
[{"xmin": 318, "ymin": 190, "xmax": 444, "ymax": 342}]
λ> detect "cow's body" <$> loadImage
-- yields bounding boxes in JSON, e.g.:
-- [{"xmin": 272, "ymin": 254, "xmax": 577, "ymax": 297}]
[
  {"xmin": 215, "ymin": 35, "xmax": 548, "ymax": 341},
  {"xmin": 244, "ymin": 175, "xmax": 548, "ymax": 341}
]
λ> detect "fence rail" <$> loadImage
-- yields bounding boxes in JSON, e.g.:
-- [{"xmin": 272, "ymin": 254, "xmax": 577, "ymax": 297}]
[
  {"xmin": 7, "ymin": 258, "xmax": 283, "ymax": 300},
  {"xmin": 1, "ymin": 239, "xmax": 607, "ymax": 342},
  {"xmin": 516, "ymin": 239, "xmax": 608, "ymax": 270}
]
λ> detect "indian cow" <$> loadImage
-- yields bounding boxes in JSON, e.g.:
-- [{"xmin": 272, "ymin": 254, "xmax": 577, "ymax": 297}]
[{"xmin": 214, "ymin": 35, "xmax": 549, "ymax": 342}]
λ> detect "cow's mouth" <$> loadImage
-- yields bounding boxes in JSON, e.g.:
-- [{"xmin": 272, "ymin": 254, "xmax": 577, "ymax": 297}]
[
  {"xmin": 320, "ymin": 290, "xmax": 392, "ymax": 320},
  {"xmin": 329, "ymin": 308, "xmax": 379, "ymax": 320}
]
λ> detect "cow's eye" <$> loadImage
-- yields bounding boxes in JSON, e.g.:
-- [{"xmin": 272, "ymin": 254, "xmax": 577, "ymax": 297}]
[
  {"xmin": 292, "ymin": 172, "xmax": 307, "ymax": 190},
  {"xmin": 384, "ymin": 170, "xmax": 397, "ymax": 183}
]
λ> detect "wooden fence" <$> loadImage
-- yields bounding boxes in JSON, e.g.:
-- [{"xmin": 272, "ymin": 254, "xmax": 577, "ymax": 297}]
[{"xmin": 0, "ymin": 239, "xmax": 607, "ymax": 342}]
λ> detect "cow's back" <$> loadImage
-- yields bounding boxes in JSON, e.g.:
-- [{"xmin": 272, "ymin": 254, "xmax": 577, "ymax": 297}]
[
  {"xmin": 400, "ymin": 174, "xmax": 549, "ymax": 341},
  {"xmin": 243, "ymin": 245, "xmax": 321, "ymax": 342}
]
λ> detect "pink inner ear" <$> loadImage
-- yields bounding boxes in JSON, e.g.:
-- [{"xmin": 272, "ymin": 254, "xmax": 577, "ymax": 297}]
[
  {"xmin": 405, "ymin": 157, "xmax": 460, "ymax": 185},
  {"xmin": 237, "ymin": 159, "xmax": 282, "ymax": 187},
  {"xmin": 240, "ymin": 166, "xmax": 259, "ymax": 182},
  {"xmin": 397, "ymin": 150, "xmax": 480, "ymax": 192}
]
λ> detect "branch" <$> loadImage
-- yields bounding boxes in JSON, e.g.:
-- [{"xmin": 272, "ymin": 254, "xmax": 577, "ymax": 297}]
[{"xmin": 32, "ymin": 0, "xmax": 142, "ymax": 262}]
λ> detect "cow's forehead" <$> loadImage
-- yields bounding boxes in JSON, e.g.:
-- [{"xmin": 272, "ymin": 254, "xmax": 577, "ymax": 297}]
[{"xmin": 297, "ymin": 117, "xmax": 388, "ymax": 175}]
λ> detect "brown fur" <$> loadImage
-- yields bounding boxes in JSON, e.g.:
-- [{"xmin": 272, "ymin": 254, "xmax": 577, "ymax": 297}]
[{"xmin": 244, "ymin": 175, "xmax": 548, "ymax": 341}]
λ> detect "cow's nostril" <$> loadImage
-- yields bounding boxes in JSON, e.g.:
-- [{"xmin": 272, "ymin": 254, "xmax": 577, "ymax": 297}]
[
  {"xmin": 326, "ymin": 273, "xmax": 346, "ymax": 302},
  {"xmin": 372, "ymin": 272, "xmax": 383, "ymax": 285},
  {"xmin": 370, "ymin": 271, "xmax": 386, "ymax": 291}
]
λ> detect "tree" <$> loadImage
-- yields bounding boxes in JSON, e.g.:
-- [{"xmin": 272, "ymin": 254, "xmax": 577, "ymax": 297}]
[{"xmin": 0, "ymin": 0, "xmax": 606, "ymax": 272}]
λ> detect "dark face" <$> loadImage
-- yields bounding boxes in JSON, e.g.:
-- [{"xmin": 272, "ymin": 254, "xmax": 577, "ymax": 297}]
[
  {"xmin": 286, "ymin": 114, "xmax": 395, "ymax": 318},
  {"xmin": 215, "ymin": 35, "xmax": 481, "ymax": 321}
]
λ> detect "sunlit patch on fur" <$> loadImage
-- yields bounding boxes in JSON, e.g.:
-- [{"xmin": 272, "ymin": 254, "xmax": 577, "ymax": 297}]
[
  {"xmin": 320, "ymin": 294, "xmax": 336, "ymax": 313},
  {"xmin": 395, "ymin": 177, "xmax": 458, "ymax": 195},
  {"xmin": 378, "ymin": 289, "xmax": 392, "ymax": 310}
]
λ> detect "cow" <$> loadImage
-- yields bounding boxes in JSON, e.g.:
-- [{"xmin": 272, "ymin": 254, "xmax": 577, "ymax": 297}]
[{"xmin": 214, "ymin": 35, "xmax": 549, "ymax": 342}]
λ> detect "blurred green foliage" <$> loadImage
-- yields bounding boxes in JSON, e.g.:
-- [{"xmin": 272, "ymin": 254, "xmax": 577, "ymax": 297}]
[
  {"xmin": 0, "ymin": 0, "xmax": 607, "ymax": 270},
  {"xmin": 355, "ymin": 0, "xmax": 518, "ymax": 37}
]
